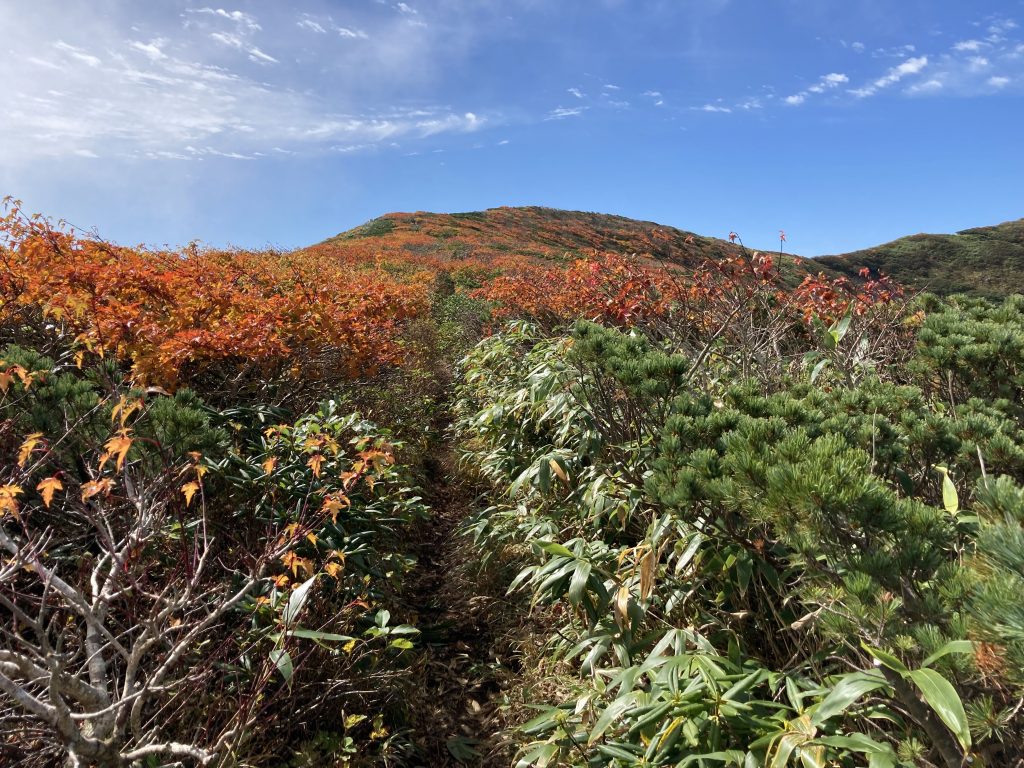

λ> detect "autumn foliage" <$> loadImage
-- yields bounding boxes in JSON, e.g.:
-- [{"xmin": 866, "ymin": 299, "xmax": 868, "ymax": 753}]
[{"xmin": 0, "ymin": 200, "xmax": 430, "ymax": 391}]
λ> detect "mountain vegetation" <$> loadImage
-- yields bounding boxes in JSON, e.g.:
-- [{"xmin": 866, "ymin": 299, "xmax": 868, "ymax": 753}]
[
  {"xmin": 819, "ymin": 218, "xmax": 1024, "ymax": 298},
  {"xmin": 1, "ymin": 198, "xmax": 1022, "ymax": 767}
]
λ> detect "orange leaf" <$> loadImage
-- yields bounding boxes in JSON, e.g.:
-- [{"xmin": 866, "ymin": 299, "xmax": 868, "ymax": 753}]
[
  {"xmin": 104, "ymin": 432, "xmax": 133, "ymax": 472},
  {"xmin": 82, "ymin": 478, "xmax": 113, "ymax": 501},
  {"xmin": 262, "ymin": 456, "xmax": 278, "ymax": 475},
  {"xmin": 307, "ymin": 454, "xmax": 324, "ymax": 478},
  {"xmin": 36, "ymin": 476, "xmax": 63, "ymax": 508}
]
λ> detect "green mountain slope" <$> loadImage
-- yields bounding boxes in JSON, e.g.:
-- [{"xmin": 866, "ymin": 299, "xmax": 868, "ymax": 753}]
[{"xmin": 818, "ymin": 218, "xmax": 1024, "ymax": 297}]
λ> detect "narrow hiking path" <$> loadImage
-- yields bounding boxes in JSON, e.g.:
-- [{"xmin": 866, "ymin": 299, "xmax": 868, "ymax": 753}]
[{"xmin": 398, "ymin": 447, "xmax": 521, "ymax": 767}]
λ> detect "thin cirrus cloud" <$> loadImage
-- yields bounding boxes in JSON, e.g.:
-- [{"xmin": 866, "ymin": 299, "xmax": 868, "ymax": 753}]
[
  {"xmin": 688, "ymin": 14, "xmax": 1021, "ymax": 116},
  {"xmin": 849, "ymin": 56, "xmax": 929, "ymax": 98},
  {"xmin": 0, "ymin": 2, "xmax": 486, "ymax": 164},
  {"xmin": 783, "ymin": 72, "xmax": 849, "ymax": 106}
]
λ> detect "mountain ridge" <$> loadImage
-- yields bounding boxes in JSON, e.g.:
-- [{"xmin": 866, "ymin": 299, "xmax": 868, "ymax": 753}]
[{"xmin": 313, "ymin": 206, "xmax": 1023, "ymax": 297}]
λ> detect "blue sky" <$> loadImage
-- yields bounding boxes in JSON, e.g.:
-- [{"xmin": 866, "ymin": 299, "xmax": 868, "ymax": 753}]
[{"xmin": 1, "ymin": 1, "xmax": 1022, "ymax": 255}]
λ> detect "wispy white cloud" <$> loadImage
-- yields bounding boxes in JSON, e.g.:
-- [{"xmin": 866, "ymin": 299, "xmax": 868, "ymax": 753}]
[
  {"xmin": 988, "ymin": 75, "xmax": 1011, "ymax": 87},
  {"xmin": 128, "ymin": 40, "xmax": 167, "ymax": 61},
  {"xmin": 872, "ymin": 43, "xmax": 917, "ymax": 59},
  {"xmin": 696, "ymin": 104, "xmax": 731, "ymax": 113},
  {"xmin": 0, "ymin": 4, "xmax": 489, "ymax": 164},
  {"xmin": 188, "ymin": 8, "xmax": 261, "ymax": 33},
  {"xmin": 297, "ymin": 17, "xmax": 327, "ymax": 34},
  {"xmin": 784, "ymin": 72, "xmax": 848, "ymax": 105},
  {"xmin": 54, "ymin": 41, "xmax": 101, "ymax": 68},
  {"xmin": 567, "ymin": 87, "xmax": 584, "ymax": 98},
  {"xmin": 953, "ymin": 39, "xmax": 984, "ymax": 52},
  {"xmin": 546, "ymin": 106, "xmax": 586, "ymax": 119},
  {"xmin": 850, "ymin": 56, "xmax": 928, "ymax": 97}
]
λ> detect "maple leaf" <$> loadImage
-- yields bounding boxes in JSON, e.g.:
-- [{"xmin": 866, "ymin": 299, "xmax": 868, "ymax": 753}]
[
  {"xmin": 104, "ymin": 431, "xmax": 133, "ymax": 472},
  {"xmin": 0, "ymin": 484, "xmax": 23, "ymax": 519},
  {"xmin": 17, "ymin": 432, "xmax": 44, "ymax": 467},
  {"xmin": 281, "ymin": 551, "xmax": 313, "ymax": 577},
  {"xmin": 324, "ymin": 561, "xmax": 344, "ymax": 578},
  {"xmin": 36, "ymin": 476, "xmax": 63, "ymax": 508},
  {"xmin": 321, "ymin": 494, "xmax": 350, "ymax": 524},
  {"xmin": 81, "ymin": 478, "xmax": 113, "ymax": 501},
  {"xmin": 181, "ymin": 481, "xmax": 200, "ymax": 507},
  {"xmin": 262, "ymin": 456, "xmax": 278, "ymax": 475},
  {"xmin": 307, "ymin": 454, "xmax": 324, "ymax": 478},
  {"xmin": 110, "ymin": 396, "xmax": 143, "ymax": 426}
]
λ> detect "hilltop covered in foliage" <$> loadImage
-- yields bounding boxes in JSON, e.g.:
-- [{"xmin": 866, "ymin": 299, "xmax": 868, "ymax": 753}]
[
  {"xmin": 1, "ymin": 198, "xmax": 1023, "ymax": 768},
  {"xmin": 819, "ymin": 217, "xmax": 1024, "ymax": 297},
  {"xmin": 310, "ymin": 207, "xmax": 816, "ymax": 283}
]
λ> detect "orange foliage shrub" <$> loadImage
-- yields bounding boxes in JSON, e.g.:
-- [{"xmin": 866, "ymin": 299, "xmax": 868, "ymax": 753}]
[{"xmin": 0, "ymin": 201, "xmax": 429, "ymax": 388}]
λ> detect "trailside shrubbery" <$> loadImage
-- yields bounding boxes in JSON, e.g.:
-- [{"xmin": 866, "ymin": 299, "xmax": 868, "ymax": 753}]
[
  {"xmin": 455, "ymin": 279, "xmax": 1024, "ymax": 766},
  {"xmin": 0, "ymin": 344, "xmax": 427, "ymax": 766}
]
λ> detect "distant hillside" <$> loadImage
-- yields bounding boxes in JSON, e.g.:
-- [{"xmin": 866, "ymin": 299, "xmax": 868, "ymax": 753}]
[
  {"xmin": 818, "ymin": 218, "xmax": 1024, "ymax": 297},
  {"xmin": 312, "ymin": 206, "xmax": 816, "ymax": 280}
]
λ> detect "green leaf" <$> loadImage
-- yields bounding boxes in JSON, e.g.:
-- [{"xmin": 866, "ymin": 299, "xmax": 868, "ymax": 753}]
[
  {"xmin": 515, "ymin": 742, "xmax": 558, "ymax": 768},
  {"xmin": 282, "ymin": 576, "xmax": 317, "ymax": 626},
  {"xmin": 831, "ymin": 307, "xmax": 853, "ymax": 344},
  {"xmin": 810, "ymin": 670, "xmax": 888, "ymax": 725},
  {"xmin": 374, "ymin": 609, "xmax": 391, "ymax": 628},
  {"xmin": 861, "ymin": 643, "xmax": 908, "ymax": 674},
  {"xmin": 276, "ymin": 628, "xmax": 354, "ymax": 644},
  {"xmin": 567, "ymin": 561, "xmax": 592, "ymax": 606},
  {"xmin": 537, "ymin": 540, "xmax": 575, "ymax": 559},
  {"xmin": 269, "ymin": 648, "xmax": 293, "ymax": 682},
  {"xmin": 908, "ymin": 668, "xmax": 971, "ymax": 752},
  {"xmin": 933, "ymin": 465, "xmax": 959, "ymax": 513},
  {"xmin": 588, "ymin": 693, "xmax": 640, "ymax": 745},
  {"xmin": 810, "ymin": 358, "xmax": 830, "ymax": 384},
  {"xmin": 769, "ymin": 733, "xmax": 801, "ymax": 768},
  {"xmin": 922, "ymin": 639, "xmax": 974, "ymax": 668},
  {"xmin": 816, "ymin": 734, "xmax": 896, "ymax": 768}
]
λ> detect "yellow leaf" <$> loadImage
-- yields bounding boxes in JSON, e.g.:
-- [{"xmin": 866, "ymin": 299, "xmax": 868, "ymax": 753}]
[
  {"xmin": 17, "ymin": 433, "xmax": 44, "ymax": 467},
  {"xmin": 36, "ymin": 476, "xmax": 63, "ymax": 508},
  {"xmin": 181, "ymin": 482, "xmax": 200, "ymax": 507},
  {"xmin": 324, "ymin": 561, "xmax": 343, "ymax": 578},
  {"xmin": 549, "ymin": 458, "xmax": 568, "ymax": 485},
  {"xmin": 104, "ymin": 431, "xmax": 133, "ymax": 472},
  {"xmin": 306, "ymin": 532, "xmax": 318, "ymax": 546},
  {"xmin": 0, "ymin": 484, "xmax": 24, "ymax": 519},
  {"xmin": 110, "ymin": 397, "xmax": 143, "ymax": 427},
  {"xmin": 342, "ymin": 638, "xmax": 357, "ymax": 654},
  {"xmin": 262, "ymin": 456, "xmax": 278, "ymax": 475}
]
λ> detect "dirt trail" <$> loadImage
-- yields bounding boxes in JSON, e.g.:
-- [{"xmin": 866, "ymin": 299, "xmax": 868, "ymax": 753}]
[{"xmin": 398, "ymin": 451, "xmax": 519, "ymax": 767}]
